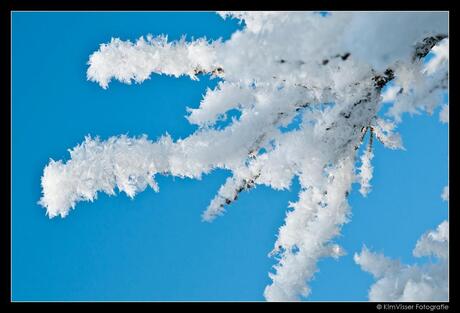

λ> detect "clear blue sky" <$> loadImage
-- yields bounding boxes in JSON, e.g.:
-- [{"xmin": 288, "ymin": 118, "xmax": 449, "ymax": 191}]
[{"xmin": 12, "ymin": 12, "xmax": 448, "ymax": 301}]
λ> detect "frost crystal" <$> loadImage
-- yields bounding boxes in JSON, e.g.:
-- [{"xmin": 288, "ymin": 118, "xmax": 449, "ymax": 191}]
[{"xmin": 39, "ymin": 12, "xmax": 448, "ymax": 301}]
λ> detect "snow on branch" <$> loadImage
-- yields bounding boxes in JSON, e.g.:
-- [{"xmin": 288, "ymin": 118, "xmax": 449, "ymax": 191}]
[
  {"xmin": 202, "ymin": 172, "xmax": 260, "ymax": 222},
  {"xmin": 357, "ymin": 129, "xmax": 374, "ymax": 196},
  {"xmin": 355, "ymin": 183, "xmax": 449, "ymax": 302},
  {"xmin": 87, "ymin": 35, "xmax": 223, "ymax": 89},
  {"xmin": 265, "ymin": 158, "xmax": 354, "ymax": 301},
  {"xmin": 386, "ymin": 38, "xmax": 449, "ymax": 122},
  {"xmin": 40, "ymin": 12, "xmax": 448, "ymax": 301},
  {"xmin": 355, "ymin": 220, "xmax": 448, "ymax": 301}
]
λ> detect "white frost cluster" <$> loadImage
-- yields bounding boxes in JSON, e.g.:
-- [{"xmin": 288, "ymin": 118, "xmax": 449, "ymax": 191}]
[
  {"xmin": 355, "ymin": 220, "xmax": 448, "ymax": 301},
  {"xmin": 386, "ymin": 38, "xmax": 449, "ymax": 122},
  {"xmin": 425, "ymin": 38, "xmax": 449, "ymax": 75},
  {"xmin": 440, "ymin": 104, "xmax": 449, "ymax": 124},
  {"xmin": 87, "ymin": 35, "xmax": 222, "ymax": 89},
  {"xmin": 372, "ymin": 118, "xmax": 404, "ymax": 150},
  {"xmin": 442, "ymin": 185, "xmax": 449, "ymax": 202},
  {"xmin": 40, "ymin": 12, "xmax": 448, "ymax": 301},
  {"xmin": 265, "ymin": 158, "xmax": 353, "ymax": 300},
  {"xmin": 356, "ymin": 186, "xmax": 449, "ymax": 302},
  {"xmin": 358, "ymin": 148, "xmax": 374, "ymax": 196},
  {"xmin": 413, "ymin": 221, "xmax": 449, "ymax": 260}
]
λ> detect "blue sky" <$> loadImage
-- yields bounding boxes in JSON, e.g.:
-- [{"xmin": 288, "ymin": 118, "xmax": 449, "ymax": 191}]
[{"xmin": 12, "ymin": 12, "xmax": 448, "ymax": 301}]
